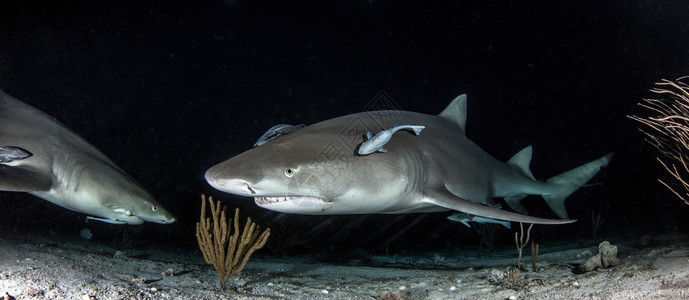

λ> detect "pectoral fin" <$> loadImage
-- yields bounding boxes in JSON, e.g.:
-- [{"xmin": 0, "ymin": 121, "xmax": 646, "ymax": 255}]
[
  {"xmin": 423, "ymin": 187, "xmax": 576, "ymax": 225},
  {"xmin": 0, "ymin": 165, "xmax": 52, "ymax": 191}
]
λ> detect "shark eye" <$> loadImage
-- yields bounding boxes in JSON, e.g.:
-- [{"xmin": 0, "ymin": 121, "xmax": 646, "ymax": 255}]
[
  {"xmin": 151, "ymin": 206, "xmax": 158, "ymax": 212},
  {"xmin": 284, "ymin": 168, "xmax": 295, "ymax": 177}
]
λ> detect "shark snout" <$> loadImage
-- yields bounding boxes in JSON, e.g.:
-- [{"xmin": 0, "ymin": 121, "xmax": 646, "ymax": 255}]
[
  {"xmin": 205, "ymin": 162, "xmax": 260, "ymax": 196},
  {"xmin": 205, "ymin": 173, "xmax": 256, "ymax": 196},
  {"xmin": 142, "ymin": 206, "xmax": 177, "ymax": 224}
]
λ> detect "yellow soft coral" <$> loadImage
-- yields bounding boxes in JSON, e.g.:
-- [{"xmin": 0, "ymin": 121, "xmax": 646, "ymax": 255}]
[
  {"xmin": 629, "ymin": 77, "xmax": 689, "ymax": 206},
  {"xmin": 195, "ymin": 195, "xmax": 270, "ymax": 289}
]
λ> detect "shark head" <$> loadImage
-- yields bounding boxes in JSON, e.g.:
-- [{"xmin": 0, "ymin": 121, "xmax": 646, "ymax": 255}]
[
  {"xmin": 34, "ymin": 158, "xmax": 177, "ymax": 225},
  {"xmin": 84, "ymin": 165, "xmax": 177, "ymax": 224},
  {"xmin": 205, "ymin": 116, "xmax": 419, "ymax": 215}
]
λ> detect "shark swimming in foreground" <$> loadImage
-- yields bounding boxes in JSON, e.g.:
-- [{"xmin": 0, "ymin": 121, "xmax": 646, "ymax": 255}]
[
  {"xmin": 205, "ymin": 94, "xmax": 612, "ymax": 225},
  {"xmin": 0, "ymin": 89, "xmax": 176, "ymax": 225}
]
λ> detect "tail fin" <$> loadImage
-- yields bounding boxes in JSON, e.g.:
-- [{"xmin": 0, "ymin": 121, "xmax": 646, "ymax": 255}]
[
  {"xmin": 543, "ymin": 153, "xmax": 613, "ymax": 219},
  {"xmin": 410, "ymin": 125, "xmax": 425, "ymax": 135}
]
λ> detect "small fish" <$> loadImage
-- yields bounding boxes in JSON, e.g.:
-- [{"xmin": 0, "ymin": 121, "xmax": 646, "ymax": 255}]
[
  {"xmin": 86, "ymin": 216, "xmax": 128, "ymax": 224},
  {"xmin": 254, "ymin": 124, "xmax": 306, "ymax": 147},
  {"xmin": 447, "ymin": 204, "xmax": 512, "ymax": 229},
  {"xmin": 358, "ymin": 125, "xmax": 425, "ymax": 155},
  {"xmin": 0, "ymin": 146, "xmax": 32, "ymax": 163}
]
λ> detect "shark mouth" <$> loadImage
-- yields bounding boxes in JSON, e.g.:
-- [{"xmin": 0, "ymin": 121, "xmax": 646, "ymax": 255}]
[{"xmin": 254, "ymin": 196, "xmax": 328, "ymax": 206}]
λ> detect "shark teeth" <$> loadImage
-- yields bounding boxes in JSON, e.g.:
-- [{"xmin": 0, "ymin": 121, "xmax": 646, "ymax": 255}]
[
  {"xmin": 255, "ymin": 196, "xmax": 294, "ymax": 205},
  {"xmin": 254, "ymin": 196, "xmax": 325, "ymax": 205}
]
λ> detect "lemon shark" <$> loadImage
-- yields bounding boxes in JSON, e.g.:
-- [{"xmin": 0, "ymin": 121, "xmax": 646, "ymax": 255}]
[
  {"xmin": 0, "ymin": 89, "xmax": 175, "ymax": 225},
  {"xmin": 205, "ymin": 95, "xmax": 612, "ymax": 224}
]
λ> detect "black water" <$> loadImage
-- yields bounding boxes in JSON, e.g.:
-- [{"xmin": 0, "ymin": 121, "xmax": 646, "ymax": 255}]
[{"xmin": 1, "ymin": 0, "xmax": 688, "ymax": 257}]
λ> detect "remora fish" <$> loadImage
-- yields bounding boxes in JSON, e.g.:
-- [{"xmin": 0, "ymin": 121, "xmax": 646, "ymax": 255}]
[
  {"xmin": 254, "ymin": 124, "xmax": 306, "ymax": 147},
  {"xmin": 0, "ymin": 146, "xmax": 32, "ymax": 163},
  {"xmin": 205, "ymin": 94, "xmax": 612, "ymax": 225},
  {"xmin": 358, "ymin": 125, "xmax": 425, "ymax": 155},
  {"xmin": 0, "ymin": 89, "xmax": 175, "ymax": 225},
  {"xmin": 447, "ymin": 204, "xmax": 512, "ymax": 229}
]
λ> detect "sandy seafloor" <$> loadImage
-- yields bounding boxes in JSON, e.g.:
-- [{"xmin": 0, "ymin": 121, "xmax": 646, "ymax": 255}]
[{"xmin": 1, "ymin": 230, "xmax": 688, "ymax": 300}]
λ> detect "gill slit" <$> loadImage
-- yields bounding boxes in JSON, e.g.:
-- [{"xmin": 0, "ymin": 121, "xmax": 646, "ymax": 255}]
[
  {"xmin": 403, "ymin": 151, "xmax": 426, "ymax": 194},
  {"xmin": 54, "ymin": 153, "xmax": 85, "ymax": 192}
]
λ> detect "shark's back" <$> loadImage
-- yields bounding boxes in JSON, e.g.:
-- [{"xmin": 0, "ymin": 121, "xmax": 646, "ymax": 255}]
[{"xmin": 0, "ymin": 90, "xmax": 116, "ymax": 166}]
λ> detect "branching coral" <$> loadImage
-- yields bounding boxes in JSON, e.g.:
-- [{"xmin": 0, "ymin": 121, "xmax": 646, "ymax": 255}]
[
  {"xmin": 514, "ymin": 222, "xmax": 533, "ymax": 270},
  {"xmin": 195, "ymin": 195, "xmax": 271, "ymax": 289},
  {"xmin": 629, "ymin": 77, "xmax": 689, "ymax": 206}
]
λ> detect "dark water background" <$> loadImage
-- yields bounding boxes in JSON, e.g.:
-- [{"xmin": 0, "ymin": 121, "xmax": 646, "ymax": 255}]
[{"xmin": 1, "ymin": 0, "xmax": 688, "ymax": 256}]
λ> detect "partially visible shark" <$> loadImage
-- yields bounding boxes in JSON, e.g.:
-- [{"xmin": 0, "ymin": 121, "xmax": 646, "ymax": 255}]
[
  {"xmin": 0, "ymin": 89, "xmax": 176, "ymax": 225},
  {"xmin": 205, "ymin": 94, "xmax": 612, "ymax": 225}
]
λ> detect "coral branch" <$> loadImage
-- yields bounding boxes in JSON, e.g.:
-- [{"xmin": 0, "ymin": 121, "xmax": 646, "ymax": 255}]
[
  {"xmin": 514, "ymin": 222, "xmax": 533, "ymax": 270},
  {"xmin": 195, "ymin": 195, "xmax": 271, "ymax": 289},
  {"xmin": 629, "ymin": 77, "xmax": 689, "ymax": 206}
]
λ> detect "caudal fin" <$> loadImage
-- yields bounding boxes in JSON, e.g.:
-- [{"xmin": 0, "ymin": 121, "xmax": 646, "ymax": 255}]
[
  {"xmin": 411, "ymin": 126, "xmax": 425, "ymax": 135},
  {"xmin": 543, "ymin": 153, "xmax": 613, "ymax": 219}
]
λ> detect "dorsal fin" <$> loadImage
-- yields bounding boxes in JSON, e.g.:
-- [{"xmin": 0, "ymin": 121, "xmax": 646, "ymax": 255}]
[
  {"xmin": 507, "ymin": 146, "xmax": 535, "ymax": 180},
  {"xmin": 439, "ymin": 94, "xmax": 467, "ymax": 133}
]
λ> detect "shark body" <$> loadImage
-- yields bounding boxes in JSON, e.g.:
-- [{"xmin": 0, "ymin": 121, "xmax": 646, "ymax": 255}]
[
  {"xmin": 206, "ymin": 95, "xmax": 611, "ymax": 225},
  {"xmin": 0, "ymin": 89, "xmax": 175, "ymax": 225}
]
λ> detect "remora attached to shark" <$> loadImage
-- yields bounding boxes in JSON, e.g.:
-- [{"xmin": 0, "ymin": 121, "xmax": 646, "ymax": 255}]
[
  {"xmin": 0, "ymin": 89, "xmax": 175, "ymax": 225},
  {"xmin": 205, "ymin": 95, "xmax": 612, "ymax": 225}
]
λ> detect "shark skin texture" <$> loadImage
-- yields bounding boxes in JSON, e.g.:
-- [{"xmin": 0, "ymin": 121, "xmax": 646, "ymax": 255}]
[
  {"xmin": 206, "ymin": 94, "xmax": 612, "ymax": 225},
  {"xmin": 0, "ymin": 89, "xmax": 175, "ymax": 225}
]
